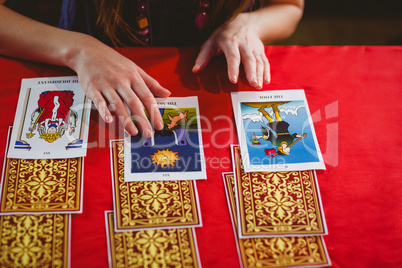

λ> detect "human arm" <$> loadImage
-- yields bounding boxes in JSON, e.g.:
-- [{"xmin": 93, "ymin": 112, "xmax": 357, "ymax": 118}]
[
  {"xmin": 0, "ymin": 3, "xmax": 170, "ymax": 137},
  {"xmin": 192, "ymin": 0, "xmax": 304, "ymax": 89}
]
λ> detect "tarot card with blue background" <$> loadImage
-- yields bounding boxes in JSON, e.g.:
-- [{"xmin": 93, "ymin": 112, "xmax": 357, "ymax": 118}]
[
  {"xmin": 231, "ymin": 90, "xmax": 325, "ymax": 172},
  {"xmin": 124, "ymin": 97, "xmax": 206, "ymax": 181}
]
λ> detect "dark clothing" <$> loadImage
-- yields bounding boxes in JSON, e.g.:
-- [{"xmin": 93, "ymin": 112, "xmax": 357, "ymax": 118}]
[
  {"xmin": 263, "ymin": 121, "xmax": 298, "ymax": 147},
  {"xmin": 5, "ymin": 0, "xmax": 254, "ymax": 47},
  {"xmin": 59, "ymin": 0, "xmax": 204, "ymax": 46}
]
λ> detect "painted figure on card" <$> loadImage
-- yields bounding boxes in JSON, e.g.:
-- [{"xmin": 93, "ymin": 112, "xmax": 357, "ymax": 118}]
[
  {"xmin": 143, "ymin": 109, "xmax": 190, "ymax": 148},
  {"xmin": 249, "ymin": 103, "xmax": 306, "ymax": 156},
  {"xmin": 27, "ymin": 91, "xmax": 78, "ymax": 143}
]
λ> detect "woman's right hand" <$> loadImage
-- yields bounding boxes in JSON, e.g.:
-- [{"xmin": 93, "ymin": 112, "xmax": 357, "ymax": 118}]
[
  {"xmin": 0, "ymin": 5, "xmax": 170, "ymax": 138},
  {"xmin": 68, "ymin": 37, "xmax": 171, "ymax": 138}
]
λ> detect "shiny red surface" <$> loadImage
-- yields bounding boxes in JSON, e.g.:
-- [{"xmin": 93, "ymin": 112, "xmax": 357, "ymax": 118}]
[{"xmin": 0, "ymin": 46, "xmax": 401, "ymax": 267}]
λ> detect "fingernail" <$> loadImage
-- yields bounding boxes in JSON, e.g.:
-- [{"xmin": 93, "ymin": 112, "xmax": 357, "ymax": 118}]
[
  {"xmin": 147, "ymin": 129, "xmax": 154, "ymax": 138},
  {"xmin": 251, "ymin": 78, "xmax": 258, "ymax": 87},
  {"xmin": 129, "ymin": 125, "xmax": 138, "ymax": 136},
  {"xmin": 105, "ymin": 115, "xmax": 112, "ymax": 123},
  {"xmin": 156, "ymin": 120, "xmax": 164, "ymax": 130},
  {"xmin": 192, "ymin": 65, "xmax": 199, "ymax": 73},
  {"xmin": 230, "ymin": 75, "xmax": 238, "ymax": 84},
  {"xmin": 258, "ymin": 80, "xmax": 263, "ymax": 89}
]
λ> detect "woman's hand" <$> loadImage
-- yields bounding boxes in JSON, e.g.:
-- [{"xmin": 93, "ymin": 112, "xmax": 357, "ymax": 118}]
[
  {"xmin": 68, "ymin": 38, "xmax": 171, "ymax": 138},
  {"xmin": 0, "ymin": 5, "xmax": 171, "ymax": 138},
  {"xmin": 192, "ymin": 0, "xmax": 304, "ymax": 88},
  {"xmin": 192, "ymin": 13, "xmax": 270, "ymax": 89}
]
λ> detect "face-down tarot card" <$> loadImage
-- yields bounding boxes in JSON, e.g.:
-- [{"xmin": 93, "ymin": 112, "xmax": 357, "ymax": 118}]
[
  {"xmin": 222, "ymin": 173, "xmax": 331, "ymax": 268},
  {"xmin": 231, "ymin": 145, "xmax": 327, "ymax": 239},
  {"xmin": 1, "ymin": 127, "xmax": 84, "ymax": 215},
  {"xmin": 231, "ymin": 90, "xmax": 325, "ymax": 173},
  {"xmin": 124, "ymin": 96, "xmax": 206, "ymax": 181},
  {"xmin": 0, "ymin": 214, "xmax": 71, "ymax": 268},
  {"xmin": 105, "ymin": 211, "xmax": 201, "ymax": 268},
  {"xmin": 111, "ymin": 140, "xmax": 202, "ymax": 232},
  {"xmin": 8, "ymin": 76, "xmax": 91, "ymax": 159}
]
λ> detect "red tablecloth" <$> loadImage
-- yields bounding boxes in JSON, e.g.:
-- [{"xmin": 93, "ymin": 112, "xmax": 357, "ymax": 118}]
[{"xmin": 0, "ymin": 46, "xmax": 401, "ymax": 268}]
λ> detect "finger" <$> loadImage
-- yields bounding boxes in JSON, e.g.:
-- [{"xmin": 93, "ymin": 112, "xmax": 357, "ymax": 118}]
[
  {"xmin": 239, "ymin": 47, "xmax": 258, "ymax": 88},
  {"xmin": 87, "ymin": 90, "xmax": 113, "ymax": 123},
  {"xmin": 138, "ymin": 68, "xmax": 171, "ymax": 98},
  {"xmin": 130, "ymin": 79, "xmax": 165, "ymax": 132},
  {"xmin": 254, "ymin": 52, "xmax": 264, "ymax": 89},
  {"xmin": 115, "ymin": 82, "xmax": 155, "ymax": 137},
  {"xmin": 262, "ymin": 54, "xmax": 271, "ymax": 84},
  {"xmin": 102, "ymin": 89, "xmax": 140, "ymax": 137},
  {"xmin": 221, "ymin": 43, "xmax": 241, "ymax": 84},
  {"xmin": 193, "ymin": 40, "xmax": 215, "ymax": 73}
]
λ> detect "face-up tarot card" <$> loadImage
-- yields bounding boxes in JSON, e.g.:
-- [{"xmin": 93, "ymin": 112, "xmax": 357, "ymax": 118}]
[
  {"xmin": 0, "ymin": 214, "xmax": 71, "ymax": 267},
  {"xmin": 222, "ymin": 173, "xmax": 331, "ymax": 268},
  {"xmin": 231, "ymin": 90, "xmax": 325, "ymax": 172},
  {"xmin": 124, "ymin": 96, "xmax": 206, "ymax": 181},
  {"xmin": 1, "ymin": 127, "xmax": 84, "ymax": 215},
  {"xmin": 111, "ymin": 140, "xmax": 202, "ymax": 232},
  {"xmin": 231, "ymin": 145, "xmax": 327, "ymax": 238},
  {"xmin": 8, "ymin": 76, "xmax": 91, "ymax": 159},
  {"xmin": 105, "ymin": 211, "xmax": 201, "ymax": 268}
]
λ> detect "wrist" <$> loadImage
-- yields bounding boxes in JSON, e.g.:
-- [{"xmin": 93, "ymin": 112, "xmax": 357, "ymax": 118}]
[
  {"xmin": 62, "ymin": 33, "xmax": 99, "ymax": 72},
  {"xmin": 230, "ymin": 13, "xmax": 262, "ymax": 37}
]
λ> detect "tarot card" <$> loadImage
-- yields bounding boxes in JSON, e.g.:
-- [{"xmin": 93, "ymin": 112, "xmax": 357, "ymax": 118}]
[
  {"xmin": 222, "ymin": 173, "xmax": 331, "ymax": 268},
  {"xmin": 111, "ymin": 140, "xmax": 202, "ymax": 232},
  {"xmin": 105, "ymin": 211, "xmax": 201, "ymax": 268},
  {"xmin": 8, "ymin": 76, "xmax": 91, "ymax": 159},
  {"xmin": 124, "ymin": 96, "xmax": 206, "ymax": 181},
  {"xmin": 231, "ymin": 90, "xmax": 325, "ymax": 172},
  {"xmin": 1, "ymin": 127, "xmax": 84, "ymax": 215},
  {"xmin": 231, "ymin": 145, "xmax": 327, "ymax": 238},
  {"xmin": 0, "ymin": 214, "xmax": 71, "ymax": 267}
]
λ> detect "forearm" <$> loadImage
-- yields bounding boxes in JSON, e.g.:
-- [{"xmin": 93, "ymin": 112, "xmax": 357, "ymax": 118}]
[
  {"xmin": 0, "ymin": 4, "xmax": 171, "ymax": 138},
  {"xmin": 246, "ymin": 0, "xmax": 304, "ymax": 44},
  {"xmin": 0, "ymin": 4, "xmax": 98, "ymax": 70}
]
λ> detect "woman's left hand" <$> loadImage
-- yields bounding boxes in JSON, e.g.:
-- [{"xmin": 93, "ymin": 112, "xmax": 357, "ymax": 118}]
[{"xmin": 192, "ymin": 13, "xmax": 270, "ymax": 89}]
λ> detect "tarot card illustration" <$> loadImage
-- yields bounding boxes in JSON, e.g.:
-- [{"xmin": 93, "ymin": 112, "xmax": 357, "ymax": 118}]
[
  {"xmin": 231, "ymin": 90, "xmax": 325, "ymax": 172},
  {"xmin": 124, "ymin": 96, "xmax": 206, "ymax": 181},
  {"xmin": 8, "ymin": 76, "xmax": 91, "ymax": 159}
]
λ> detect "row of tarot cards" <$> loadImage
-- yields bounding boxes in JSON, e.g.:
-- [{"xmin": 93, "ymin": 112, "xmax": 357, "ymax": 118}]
[
  {"xmin": 229, "ymin": 90, "xmax": 330, "ymax": 267},
  {"xmin": 0, "ymin": 134, "xmax": 203, "ymax": 267},
  {"xmin": 224, "ymin": 145, "xmax": 331, "ymax": 267},
  {"xmin": 0, "ymin": 76, "xmax": 90, "ymax": 267},
  {"xmin": 228, "ymin": 90, "xmax": 331, "ymax": 267},
  {"xmin": 0, "ymin": 77, "xmax": 91, "ymax": 267},
  {"xmin": 110, "ymin": 93, "xmax": 207, "ymax": 266},
  {"xmin": 0, "ymin": 77, "xmax": 202, "ymax": 267}
]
